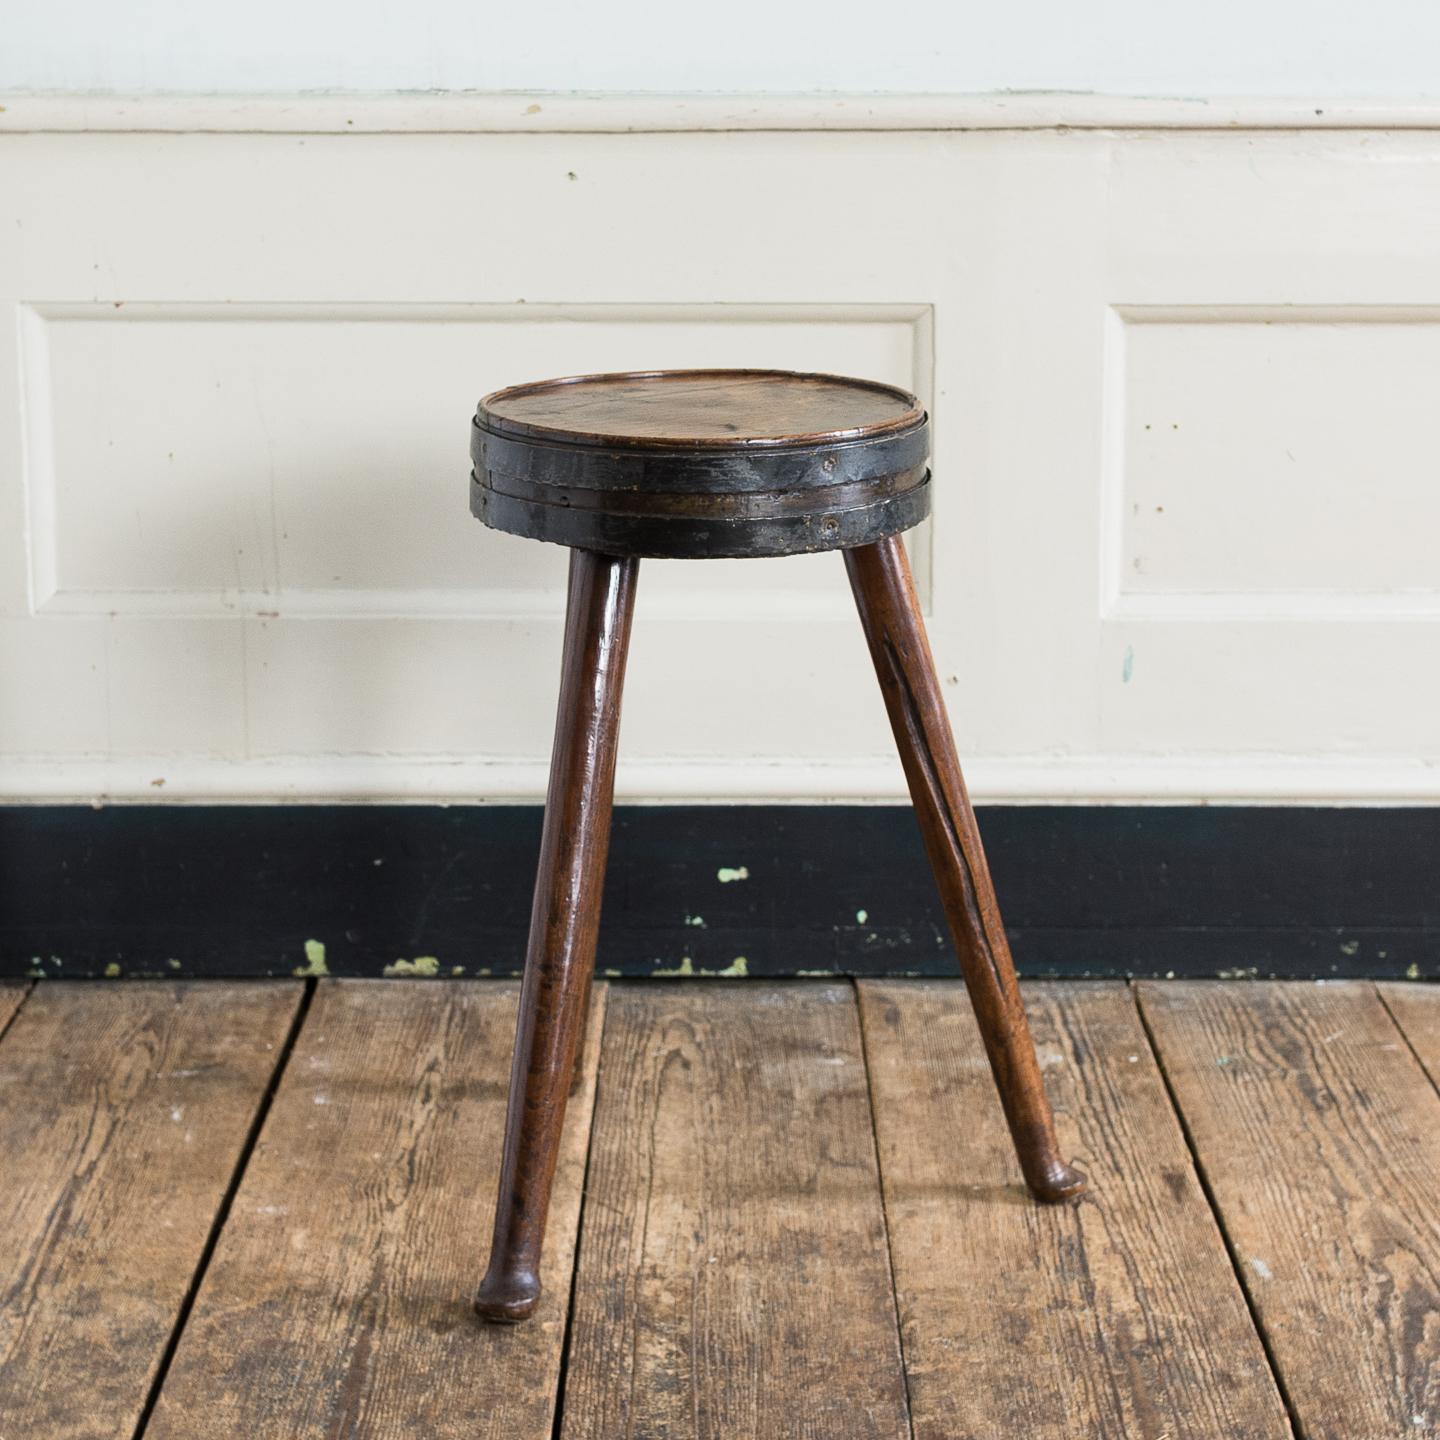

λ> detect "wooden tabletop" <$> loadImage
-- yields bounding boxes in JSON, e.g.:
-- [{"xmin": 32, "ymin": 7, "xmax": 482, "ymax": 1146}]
[{"xmin": 477, "ymin": 369, "xmax": 924, "ymax": 450}]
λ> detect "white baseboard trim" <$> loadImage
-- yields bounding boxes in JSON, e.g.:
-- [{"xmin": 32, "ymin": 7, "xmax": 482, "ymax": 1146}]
[
  {"xmin": 4, "ymin": 92, "xmax": 1440, "ymax": 134},
  {"xmin": 2, "ymin": 754, "xmax": 1437, "ymax": 805}
]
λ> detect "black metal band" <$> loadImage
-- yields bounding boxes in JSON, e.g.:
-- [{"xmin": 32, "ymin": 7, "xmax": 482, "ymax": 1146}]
[
  {"xmin": 484, "ymin": 462, "xmax": 929, "ymax": 520},
  {"xmin": 471, "ymin": 470, "xmax": 932, "ymax": 558},
  {"xmin": 469, "ymin": 412, "xmax": 932, "ymax": 558},
  {"xmin": 471, "ymin": 415, "xmax": 930, "ymax": 497}
]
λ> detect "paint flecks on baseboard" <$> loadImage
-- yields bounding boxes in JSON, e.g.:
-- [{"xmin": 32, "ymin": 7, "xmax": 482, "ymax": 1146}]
[
  {"xmin": 382, "ymin": 955, "xmax": 440, "ymax": 978},
  {"xmin": 293, "ymin": 939, "xmax": 329, "ymax": 978}
]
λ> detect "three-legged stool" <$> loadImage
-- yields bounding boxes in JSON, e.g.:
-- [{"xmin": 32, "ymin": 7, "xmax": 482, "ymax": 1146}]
[{"xmin": 468, "ymin": 369, "xmax": 1084, "ymax": 1323}]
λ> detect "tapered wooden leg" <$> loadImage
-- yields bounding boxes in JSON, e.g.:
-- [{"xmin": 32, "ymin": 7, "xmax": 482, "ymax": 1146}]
[
  {"xmin": 845, "ymin": 535, "xmax": 1085, "ymax": 1202},
  {"xmin": 475, "ymin": 548, "xmax": 639, "ymax": 1323}
]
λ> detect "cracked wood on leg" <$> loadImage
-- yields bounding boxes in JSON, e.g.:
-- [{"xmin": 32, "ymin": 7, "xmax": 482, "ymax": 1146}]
[
  {"xmin": 146, "ymin": 981, "xmax": 607, "ymax": 1440},
  {"xmin": 844, "ymin": 534, "xmax": 1083, "ymax": 1201},
  {"xmin": 560, "ymin": 982, "xmax": 911, "ymax": 1440},
  {"xmin": 0, "ymin": 982, "xmax": 301, "ymax": 1440},
  {"xmin": 859, "ymin": 980, "xmax": 1290, "ymax": 1439},
  {"xmin": 1138, "ymin": 981, "xmax": 1440, "ymax": 1440},
  {"xmin": 476, "ymin": 548, "xmax": 638, "ymax": 1323}
]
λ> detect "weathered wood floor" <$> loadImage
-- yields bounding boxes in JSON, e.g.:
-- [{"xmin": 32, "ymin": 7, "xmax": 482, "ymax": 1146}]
[{"xmin": 1, "ymin": 978, "xmax": 1437, "ymax": 1439}]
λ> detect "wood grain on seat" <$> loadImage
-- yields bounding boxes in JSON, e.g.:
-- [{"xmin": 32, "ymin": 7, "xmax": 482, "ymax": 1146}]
[{"xmin": 479, "ymin": 368, "xmax": 924, "ymax": 449}]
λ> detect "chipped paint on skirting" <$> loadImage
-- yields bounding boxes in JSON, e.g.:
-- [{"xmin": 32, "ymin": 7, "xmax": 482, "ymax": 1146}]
[
  {"xmin": 293, "ymin": 939, "xmax": 329, "ymax": 978},
  {"xmin": 652, "ymin": 955, "xmax": 749, "ymax": 979},
  {"xmin": 383, "ymin": 955, "xmax": 440, "ymax": 978}
]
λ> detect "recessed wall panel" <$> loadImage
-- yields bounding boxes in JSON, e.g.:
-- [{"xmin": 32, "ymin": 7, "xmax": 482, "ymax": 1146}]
[
  {"xmin": 1116, "ymin": 308, "xmax": 1440, "ymax": 607},
  {"xmin": 29, "ymin": 304, "xmax": 928, "ymax": 616}
]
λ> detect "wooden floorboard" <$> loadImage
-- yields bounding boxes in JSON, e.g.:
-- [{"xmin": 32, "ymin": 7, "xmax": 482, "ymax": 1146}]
[
  {"xmin": 143, "ymin": 980, "xmax": 605, "ymax": 1440},
  {"xmin": 1381, "ymin": 981, "xmax": 1440, "ymax": 1091},
  {"xmin": 858, "ymin": 979, "xmax": 1290, "ymax": 1440},
  {"xmin": 559, "ymin": 981, "xmax": 911, "ymax": 1440},
  {"xmin": 5, "ymin": 977, "xmax": 1437, "ymax": 1439},
  {"xmin": 1138, "ymin": 981, "xmax": 1440, "ymax": 1440},
  {"xmin": 0, "ymin": 981, "xmax": 301, "ymax": 1440}
]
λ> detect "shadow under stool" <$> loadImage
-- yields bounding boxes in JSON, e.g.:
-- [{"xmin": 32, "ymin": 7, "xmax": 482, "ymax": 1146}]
[{"xmin": 467, "ymin": 368, "xmax": 1085, "ymax": 1323}]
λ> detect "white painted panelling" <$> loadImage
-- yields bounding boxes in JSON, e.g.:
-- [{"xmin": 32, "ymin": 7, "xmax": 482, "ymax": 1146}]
[
  {"xmin": 25, "ymin": 303, "xmax": 926, "ymax": 617},
  {"xmin": 1112, "ymin": 306, "xmax": 1440, "ymax": 616},
  {"xmin": 2, "ymin": 111, "xmax": 1439, "ymax": 801}
]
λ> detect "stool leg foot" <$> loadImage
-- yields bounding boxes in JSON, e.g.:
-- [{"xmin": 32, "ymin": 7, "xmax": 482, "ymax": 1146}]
[
  {"xmin": 475, "ymin": 549, "xmax": 639, "ymax": 1324},
  {"xmin": 844, "ymin": 536, "xmax": 1085, "ymax": 1203}
]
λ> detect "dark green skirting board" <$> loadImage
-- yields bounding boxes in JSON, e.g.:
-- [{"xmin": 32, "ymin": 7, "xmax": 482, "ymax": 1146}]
[{"xmin": 0, "ymin": 805, "xmax": 1435, "ymax": 982}]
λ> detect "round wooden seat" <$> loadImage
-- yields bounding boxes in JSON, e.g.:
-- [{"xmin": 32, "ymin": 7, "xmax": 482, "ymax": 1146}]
[{"xmin": 470, "ymin": 368, "xmax": 930, "ymax": 558}]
